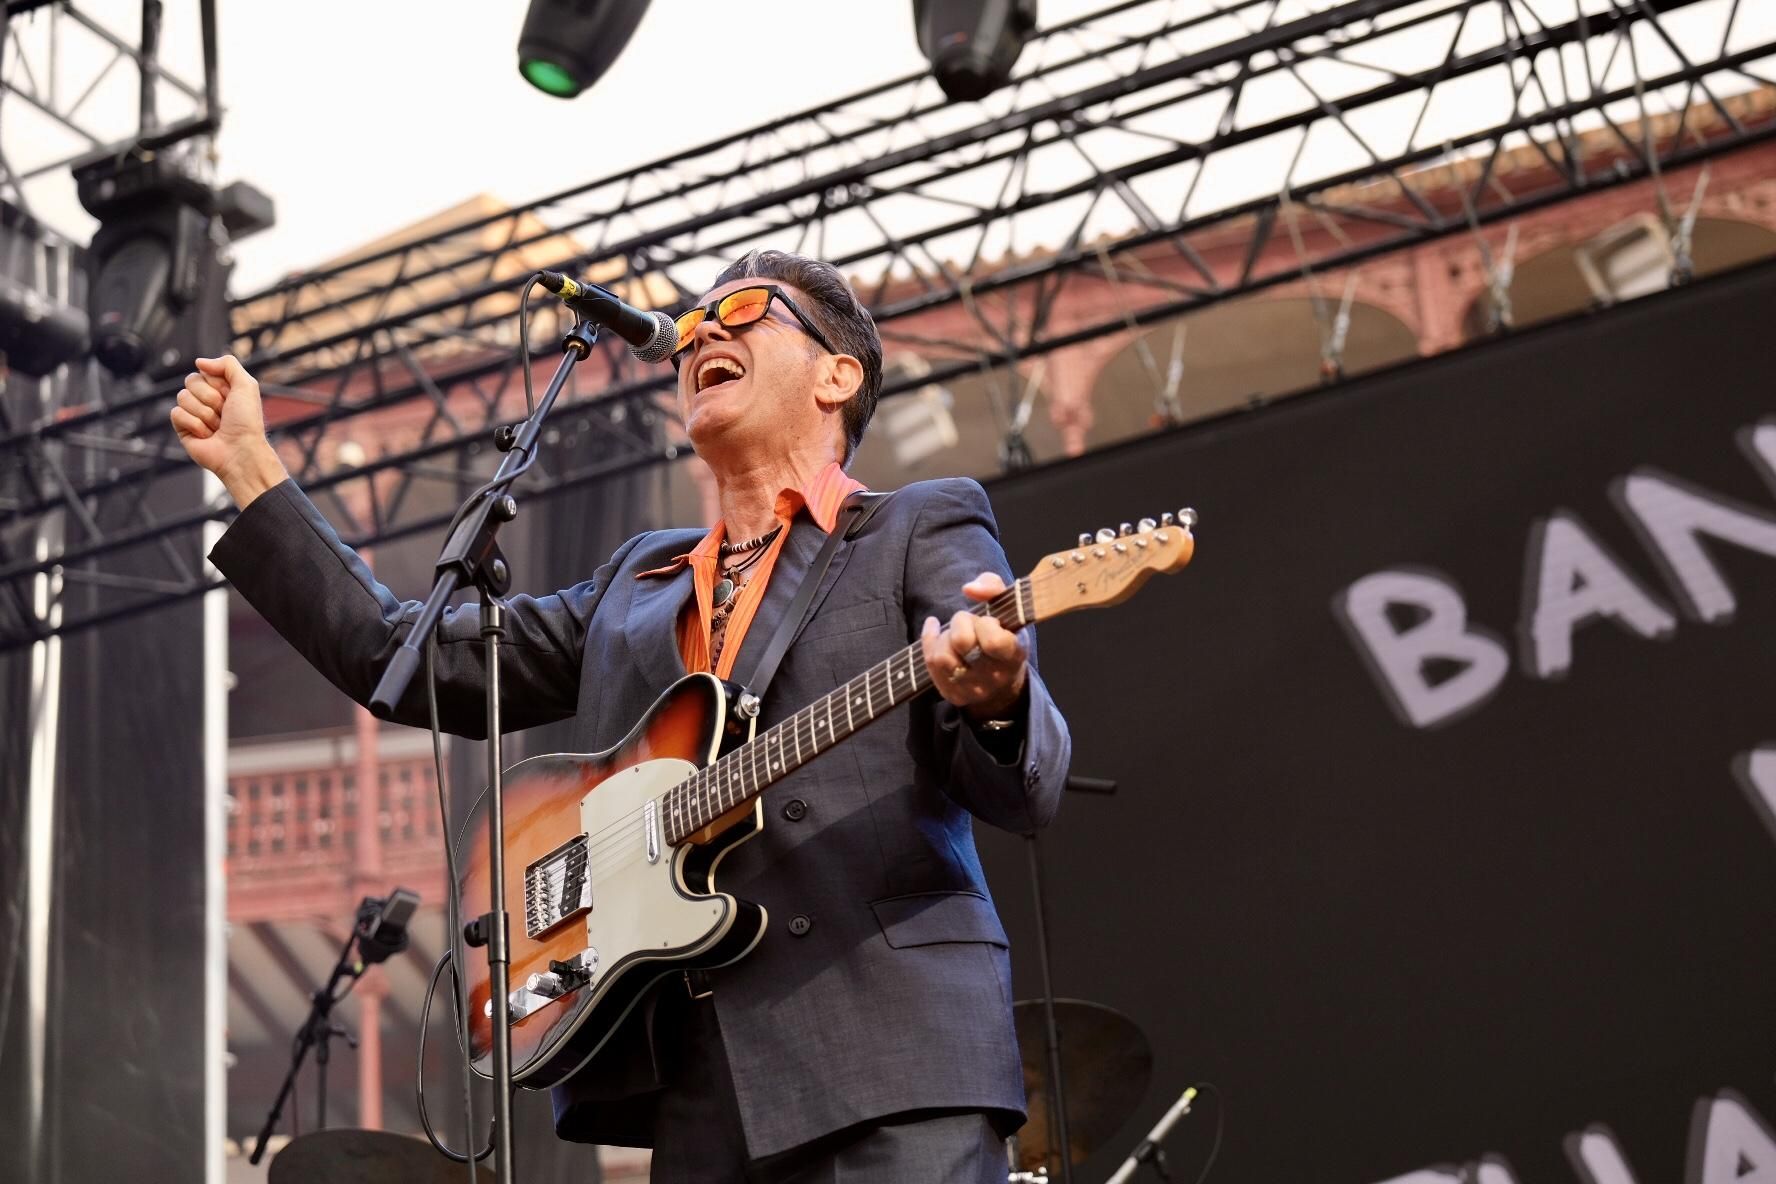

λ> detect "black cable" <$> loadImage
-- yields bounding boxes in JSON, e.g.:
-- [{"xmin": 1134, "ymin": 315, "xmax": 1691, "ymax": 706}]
[
  {"xmin": 520, "ymin": 276, "xmax": 538, "ymax": 417},
  {"xmin": 425, "ymin": 272, "xmax": 553, "ymax": 560},
  {"xmin": 1190, "ymin": 1082, "xmax": 1224, "ymax": 1184},
  {"xmin": 412, "ymin": 272, "xmax": 554, "ymax": 1172},
  {"xmin": 416, "ymin": 946, "xmax": 493, "ymax": 1164},
  {"xmin": 416, "ymin": 633, "xmax": 493, "ymax": 1173}
]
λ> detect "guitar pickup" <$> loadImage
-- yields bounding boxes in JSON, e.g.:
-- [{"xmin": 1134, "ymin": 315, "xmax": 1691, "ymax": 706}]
[{"xmin": 523, "ymin": 835, "xmax": 592, "ymax": 939}]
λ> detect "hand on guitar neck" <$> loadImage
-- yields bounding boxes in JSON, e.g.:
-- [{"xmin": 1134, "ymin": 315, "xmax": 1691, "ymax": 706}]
[{"xmin": 921, "ymin": 571, "xmax": 1029, "ymax": 722}]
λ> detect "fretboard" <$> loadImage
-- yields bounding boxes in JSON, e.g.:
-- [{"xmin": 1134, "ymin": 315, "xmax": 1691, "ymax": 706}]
[{"xmin": 661, "ymin": 577, "xmax": 1035, "ymax": 844}]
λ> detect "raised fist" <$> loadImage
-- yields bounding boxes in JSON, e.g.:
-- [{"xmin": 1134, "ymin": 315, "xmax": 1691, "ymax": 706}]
[{"xmin": 171, "ymin": 354, "xmax": 287, "ymax": 508}]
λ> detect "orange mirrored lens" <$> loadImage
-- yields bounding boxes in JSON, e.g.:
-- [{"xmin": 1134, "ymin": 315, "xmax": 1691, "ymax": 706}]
[
  {"xmin": 717, "ymin": 288, "xmax": 772, "ymax": 327},
  {"xmin": 673, "ymin": 308, "xmax": 706, "ymax": 353}
]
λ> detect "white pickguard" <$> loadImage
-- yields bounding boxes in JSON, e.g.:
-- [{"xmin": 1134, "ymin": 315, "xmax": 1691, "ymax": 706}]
[
  {"xmin": 574, "ymin": 757, "xmax": 735, "ymax": 969},
  {"xmin": 499, "ymin": 755, "xmax": 757, "ymax": 1079}
]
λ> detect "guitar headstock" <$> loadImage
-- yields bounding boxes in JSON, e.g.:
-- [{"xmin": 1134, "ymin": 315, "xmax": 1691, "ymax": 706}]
[{"xmin": 1024, "ymin": 509, "xmax": 1196, "ymax": 621}]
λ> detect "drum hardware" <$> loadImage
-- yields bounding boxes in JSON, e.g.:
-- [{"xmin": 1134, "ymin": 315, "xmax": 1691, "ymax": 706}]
[
  {"xmin": 1012, "ymin": 997, "xmax": 1154, "ymax": 1175},
  {"xmin": 269, "ymin": 1129, "xmax": 494, "ymax": 1183}
]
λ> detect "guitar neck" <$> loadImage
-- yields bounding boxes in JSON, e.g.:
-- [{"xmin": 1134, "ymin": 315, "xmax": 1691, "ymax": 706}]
[{"xmin": 662, "ymin": 577, "xmax": 1035, "ymax": 845}]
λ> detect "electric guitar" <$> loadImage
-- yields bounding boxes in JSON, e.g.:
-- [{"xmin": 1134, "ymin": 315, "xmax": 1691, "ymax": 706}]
[{"xmin": 452, "ymin": 510, "xmax": 1197, "ymax": 1087}]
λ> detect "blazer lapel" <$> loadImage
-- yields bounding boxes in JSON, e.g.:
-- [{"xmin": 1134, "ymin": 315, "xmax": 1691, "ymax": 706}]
[
  {"xmin": 729, "ymin": 513, "xmax": 862, "ymax": 693},
  {"xmin": 623, "ymin": 564, "xmax": 694, "ymax": 687}
]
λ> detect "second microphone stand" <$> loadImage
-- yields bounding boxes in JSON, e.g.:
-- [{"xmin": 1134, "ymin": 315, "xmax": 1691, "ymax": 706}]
[
  {"xmin": 367, "ymin": 316, "xmax": 602, "ymax": 1184},
  {"xmin": 1027, "ymin": 774, "xmax": 1118, "ymax": 1184}
]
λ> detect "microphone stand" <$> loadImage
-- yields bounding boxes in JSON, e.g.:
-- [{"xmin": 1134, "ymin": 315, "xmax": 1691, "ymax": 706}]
[
  {"xmin": 247, "ymin": 919, "xmax": 364, "ymax": 1164},
  {"xmin": 1104, "ymin": 1086, "xmax": 1197, "ymax": 1184},
  {"xmin": 1027, "ymin": 774, "xmax": 1117, "ymax": 1184},
  {"xmin": 367, "ymin": 316, "xmax": 602, "ymax": 1184}
]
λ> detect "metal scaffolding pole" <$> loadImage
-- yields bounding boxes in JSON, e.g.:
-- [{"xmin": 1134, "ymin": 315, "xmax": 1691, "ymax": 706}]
[{"xmin": 1, "ymin": 0, "xmax": 1772, "ymax": 647}]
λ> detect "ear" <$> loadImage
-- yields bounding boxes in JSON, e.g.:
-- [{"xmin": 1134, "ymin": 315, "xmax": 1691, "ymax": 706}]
[{"xmin": 812, "ymin": 351, "xmax": 863, "ymax": 416}]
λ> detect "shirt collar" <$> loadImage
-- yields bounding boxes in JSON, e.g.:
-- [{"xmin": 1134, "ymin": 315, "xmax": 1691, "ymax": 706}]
[{"xmin": 636, "ymin": 461, "xmax": 868, "ymax": 579}]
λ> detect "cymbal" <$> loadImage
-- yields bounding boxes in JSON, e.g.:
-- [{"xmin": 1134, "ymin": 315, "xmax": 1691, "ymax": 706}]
[
  {"xmin": 269, "ymin": 1129, "xmax": 493, "ymax": 1184},
  {"xmin": 1013, "ymin": 998, "xmax": 1153, "ymax": 1172}
]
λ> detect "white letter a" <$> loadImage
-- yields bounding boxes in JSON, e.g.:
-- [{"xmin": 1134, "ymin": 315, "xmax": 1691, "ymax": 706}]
[{"xmin": 1689, "ymin": 1091, "xmax": 1776, "ymax": 1184}]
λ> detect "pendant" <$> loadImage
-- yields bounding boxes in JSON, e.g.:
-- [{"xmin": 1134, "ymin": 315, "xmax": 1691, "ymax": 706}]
[{"xmin": 713, "ymin": 577, "xmax": 735, "ymax": 608}]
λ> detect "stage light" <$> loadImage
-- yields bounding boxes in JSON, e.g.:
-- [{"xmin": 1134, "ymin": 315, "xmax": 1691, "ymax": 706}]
[
  {"xmin": 72, "ymin": 151, "xmax": 271, "ymax": 379},
  {"xmin": 0, "ymin": 202, "xmax": 89, "ymax": 378},
  {"xmin": 518, "ymin": 0, "xmax": 651, "ymax": 99},
  {"xmin": 914, "ymin": 0, "xmax": 1038, "ymax": 102}
]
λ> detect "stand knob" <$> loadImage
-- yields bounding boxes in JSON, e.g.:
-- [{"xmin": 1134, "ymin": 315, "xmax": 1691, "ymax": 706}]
[{"xmin": 493, "ymin": 494, "xmax": 519, "ymax": 521}]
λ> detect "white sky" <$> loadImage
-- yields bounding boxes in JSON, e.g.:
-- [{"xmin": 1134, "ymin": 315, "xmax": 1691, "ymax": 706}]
[
  {"xmin": 8, "ymin": 0, "xmax": 1110, "ymax": 291},
  {"xmin": 5, "ymin": 0, "xmax": 1771, "ymax": 296}
]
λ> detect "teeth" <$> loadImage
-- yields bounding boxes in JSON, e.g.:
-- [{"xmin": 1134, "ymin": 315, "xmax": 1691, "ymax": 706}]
[{"xmin": 696, "ymin": 357, "xmax": 745, "ymax": 391}]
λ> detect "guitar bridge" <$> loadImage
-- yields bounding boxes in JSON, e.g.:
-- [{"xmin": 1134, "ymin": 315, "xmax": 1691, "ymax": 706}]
[{"xmin": 524, "ymin": 835, "xmax": 592, "ymax": 939}]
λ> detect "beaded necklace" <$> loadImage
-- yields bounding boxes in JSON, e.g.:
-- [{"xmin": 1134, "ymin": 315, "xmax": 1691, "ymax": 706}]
[{"xmin": 709, "ymin": 524, "xmax": 781, "ymax": 668}]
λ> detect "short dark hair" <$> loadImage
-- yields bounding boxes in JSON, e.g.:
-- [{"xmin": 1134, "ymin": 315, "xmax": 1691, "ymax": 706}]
[{"xmin": 709, "ymin": 249, "xmax": 882, "ymax": 464}]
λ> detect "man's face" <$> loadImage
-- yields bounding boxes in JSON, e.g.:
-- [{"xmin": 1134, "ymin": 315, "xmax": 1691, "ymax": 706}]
[{"xmin": 676, "ymin": 277, "xmax": 836, "ymax": 459}]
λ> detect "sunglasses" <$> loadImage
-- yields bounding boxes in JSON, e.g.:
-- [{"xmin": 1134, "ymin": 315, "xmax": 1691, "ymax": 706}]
[{"xmin": 671, "ymin": 285, "xmax": 837, "ymax": 369}]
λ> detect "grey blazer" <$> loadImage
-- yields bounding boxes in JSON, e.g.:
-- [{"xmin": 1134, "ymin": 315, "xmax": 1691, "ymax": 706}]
[{"xmin": 210, "ymin": 474, "xmax": 1071, "ymax": 1158}]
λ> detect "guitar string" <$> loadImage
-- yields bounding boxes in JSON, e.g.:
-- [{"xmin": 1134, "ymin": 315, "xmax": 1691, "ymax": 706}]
[
  {"xmin": 525, "ymin": 577, "xmax": 1042, "ymax": 910},
  {"xmin": 574, "ymin": 592, "xmax": 1022, "ymax": 887},
  {"xmin": 673, "ymin": 588, "xmax": 1021, "ymax": 830},
  {"xmin": 668, "ymin": 580, "xmax": 1028, "ymax": 838},
  {"xmin": 579, "ymin": 581, "xmax": 1033, "ymax": 886},
  {"xmin": 566, "ymin": 582, "xmax": 1029, "ymax": 874},
  {"xmin": 569, "ymin": 653, "xmax": 981, "ymax": 887}
]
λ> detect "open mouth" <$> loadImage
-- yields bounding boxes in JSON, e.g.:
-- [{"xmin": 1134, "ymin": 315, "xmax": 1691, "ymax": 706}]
[{"xmin": 695, "ymin": 356, "xmax": 746, "ymax": 394}]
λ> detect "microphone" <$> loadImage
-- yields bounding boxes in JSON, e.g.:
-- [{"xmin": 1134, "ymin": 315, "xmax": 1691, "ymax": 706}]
[
  {"xmin": 353, "ymin": 887, "xmax": 420, "ymax": 965},
  {"xmin": 1105, "ymin": 1086, "xmax": 1198, "ymax": 1184},
  {"xmin": 537, "ymin": 270, "xmax": 677, "ymax": 363}
]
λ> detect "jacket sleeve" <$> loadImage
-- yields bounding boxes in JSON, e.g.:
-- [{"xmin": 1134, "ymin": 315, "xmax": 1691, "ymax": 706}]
[
  {"xmin": 208, "ymin": 478, "xmax": 642, "ymax": 738},
  {"xmin": 902, "ymin": 478, "xmax": 1070, "ymax": 834}
]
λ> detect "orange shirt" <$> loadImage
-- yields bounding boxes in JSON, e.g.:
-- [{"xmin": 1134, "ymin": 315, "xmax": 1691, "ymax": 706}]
[{"xmin": 636, "ymin": 462, "xmax": 867, "ymax": 678}]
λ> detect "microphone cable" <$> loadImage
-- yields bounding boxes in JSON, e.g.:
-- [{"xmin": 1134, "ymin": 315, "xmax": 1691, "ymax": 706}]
[
  {"xmin": 414, "ymin": 269, "xmax": 557, "ymax": 1172},
  {"xmin": 1190, "ymin": 1082, "xmax": 1223, "ymax": 1184},
  {"xmin": 414, "ymin": 633, "xmax": 495, "ymax": 1171}
]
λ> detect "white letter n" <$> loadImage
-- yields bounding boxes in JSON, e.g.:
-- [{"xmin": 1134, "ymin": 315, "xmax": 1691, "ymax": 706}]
[{"xmin": 1619, "ymin": 424, "xmax": 1776, "ymax": 623}]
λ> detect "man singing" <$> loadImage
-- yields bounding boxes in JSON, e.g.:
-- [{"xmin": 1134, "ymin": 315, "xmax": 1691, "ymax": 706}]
[{"xmin": 172, "ymin": 249, "xmax": 1070, "ymax": 1182}]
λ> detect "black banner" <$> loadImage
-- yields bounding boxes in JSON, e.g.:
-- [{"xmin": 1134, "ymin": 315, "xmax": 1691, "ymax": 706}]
[{"xmin": 980, "ymin": 259, "xmax": 1776, "ymax": 1183}]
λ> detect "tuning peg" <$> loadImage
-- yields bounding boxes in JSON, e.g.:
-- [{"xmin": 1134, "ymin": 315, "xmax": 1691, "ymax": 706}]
[
  {"xmin": 1177, "ymin": 507, "xmax": 1198, "ymax": 528},
  {"xmin": 1078, "ymin": 533, "xmax": 1093, "ymax": 547},
  {"xmin": 1160, "ymin": 512, "xmax": 1175, "ymax": 526},
  {"xmin": 1095, "ymin": 528, "xmax": 1116, "ymax": 544},
  {"xmin": 1137, "ymin": 517, "xmax": 1157, "ymax": 532},
  {"xmin": 1119, "ymin": 522, "xmax": 1134, "ymax": 536}
]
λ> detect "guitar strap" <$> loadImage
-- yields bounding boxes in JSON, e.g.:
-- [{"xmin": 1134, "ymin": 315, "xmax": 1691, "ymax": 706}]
[{"xmin": 739, "ymin": 489, "xmax": 893, "ymax": 707}]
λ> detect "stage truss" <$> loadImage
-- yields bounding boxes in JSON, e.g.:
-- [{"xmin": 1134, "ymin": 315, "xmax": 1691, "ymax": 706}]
[{"xmin": 2, "ymin": 0, "xmax": 1773, "ymax": 647}]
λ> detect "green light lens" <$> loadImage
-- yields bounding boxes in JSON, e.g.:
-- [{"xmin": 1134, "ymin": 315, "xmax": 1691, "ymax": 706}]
[{"xmin": 521, "ymin": 59, "xmax": 581, "ymax": 97}]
